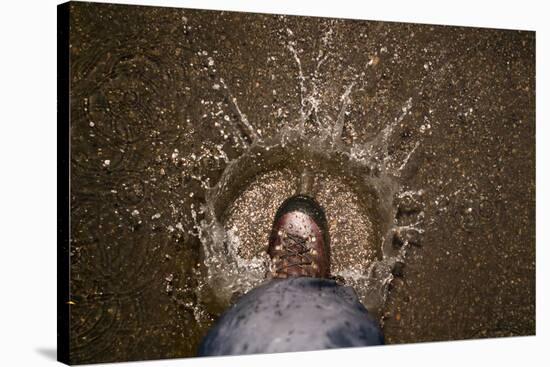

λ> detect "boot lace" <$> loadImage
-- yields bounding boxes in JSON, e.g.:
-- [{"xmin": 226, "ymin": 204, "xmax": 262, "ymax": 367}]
[{"xmin": 273, "ymin": 233, "xmax": 313, "ymax": 274}]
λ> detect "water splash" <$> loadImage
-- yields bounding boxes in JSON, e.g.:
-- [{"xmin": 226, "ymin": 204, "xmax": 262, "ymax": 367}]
[
  {"xmin": 219, "ymin": 78, "xmax": 260, "ymax": 142},
  {"xmin": 187, "ymin": 25, "xmax": 425, "ymax": 319}
]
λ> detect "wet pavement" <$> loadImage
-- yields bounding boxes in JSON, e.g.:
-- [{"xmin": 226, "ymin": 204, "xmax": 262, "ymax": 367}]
[{"xmin": 68, "ymin": 2, "xmax": 535, "ymax": 364}]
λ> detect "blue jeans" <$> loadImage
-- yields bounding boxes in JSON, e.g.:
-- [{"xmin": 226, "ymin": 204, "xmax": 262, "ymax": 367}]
[{"xmin": 198, "ymin": 277, "xmax": 384, "ymax": 356}]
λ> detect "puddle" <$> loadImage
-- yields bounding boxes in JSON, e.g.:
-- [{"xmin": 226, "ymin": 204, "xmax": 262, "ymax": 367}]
[{"xmin": 66, "ymin": 5, "xmax": 533, "ymax": 363}]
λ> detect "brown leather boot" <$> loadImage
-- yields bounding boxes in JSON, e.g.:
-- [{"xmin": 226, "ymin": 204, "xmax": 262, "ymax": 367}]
[{"xmin": 268, "ymin": 195, "xmax": 330, "ymax": 279}]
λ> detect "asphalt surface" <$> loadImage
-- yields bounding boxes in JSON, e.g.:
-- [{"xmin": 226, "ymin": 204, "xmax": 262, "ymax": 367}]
[{"xmin": 68, "ymin": 2, "xmax": 535, "ymax": 363}]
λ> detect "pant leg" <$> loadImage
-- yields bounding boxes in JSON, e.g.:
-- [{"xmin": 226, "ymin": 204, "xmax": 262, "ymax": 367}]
[{"xmin": 198, "ymin": 277, "xmax": 384, "ymax": 356}]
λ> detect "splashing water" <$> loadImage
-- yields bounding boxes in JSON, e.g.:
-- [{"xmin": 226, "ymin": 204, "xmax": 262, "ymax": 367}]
[{"xmin": 187, "ymin": 25, "xmax": 425, "ymax": 319}]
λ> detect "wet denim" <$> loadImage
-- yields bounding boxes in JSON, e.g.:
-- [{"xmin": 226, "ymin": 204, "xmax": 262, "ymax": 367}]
[{"xmin": 198, "ymin": 277, "xmax": 384, "ymax": 356}]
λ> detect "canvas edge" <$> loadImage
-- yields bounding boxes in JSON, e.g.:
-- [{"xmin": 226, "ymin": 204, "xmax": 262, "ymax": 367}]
[{"xmin": 57, "ymin": 1, "xmax": 71, "ymax": 365}]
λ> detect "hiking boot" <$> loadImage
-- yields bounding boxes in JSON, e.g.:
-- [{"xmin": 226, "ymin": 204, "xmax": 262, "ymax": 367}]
[{"xmin": 268, "ymin": 195, "xmax": 330, "ymax": 278}]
